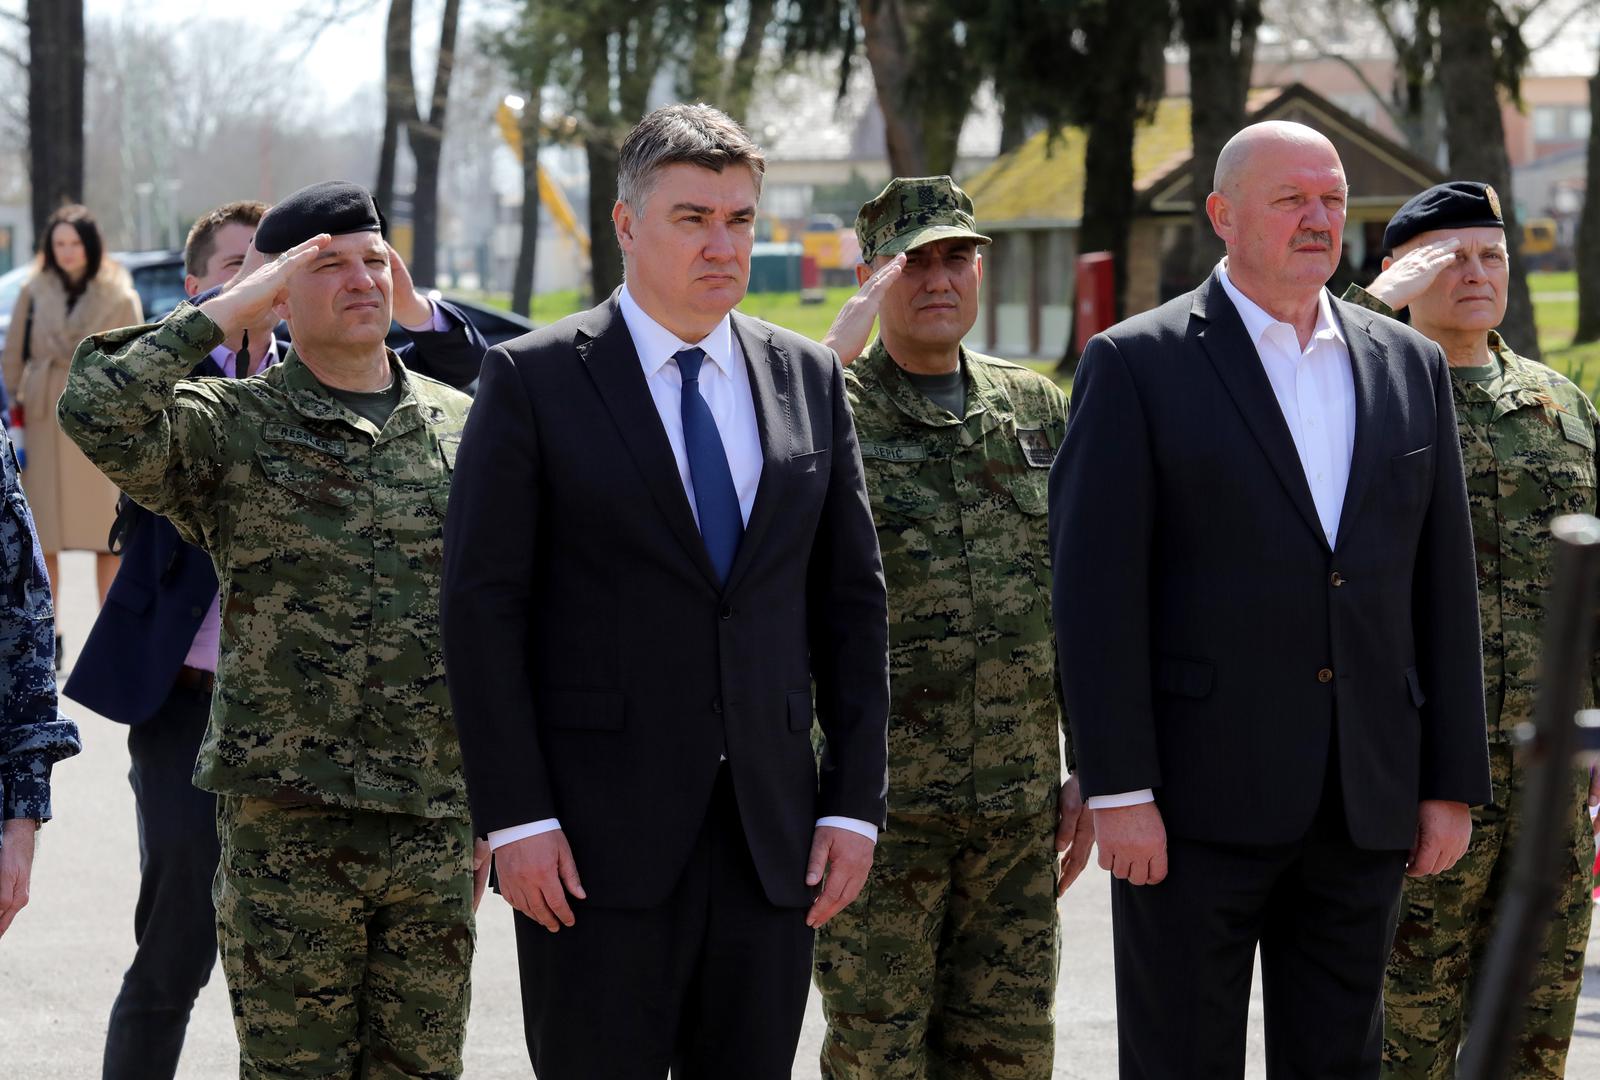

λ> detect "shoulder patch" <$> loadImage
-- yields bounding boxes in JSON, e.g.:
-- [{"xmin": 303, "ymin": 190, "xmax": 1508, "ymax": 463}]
[
  {"xmin": 1015, "ymin": 427, "xmax": 1056, "ymax": 468},
  {"xmin": 1559, "ymin": 411, "xmax": 1596, "ymax": 450},
  {"xmin": 262, "ymin": 422, "xmax": 349, "ymax": 459},
  {"xmin": 859, "ymin": 441, "xmax": 930, "ymax": 462}
]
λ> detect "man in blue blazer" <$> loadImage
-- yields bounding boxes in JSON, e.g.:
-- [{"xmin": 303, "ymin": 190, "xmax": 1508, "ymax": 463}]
[
  {"xmin": 1051, "ymin": 122, "xmax": 1491, "ymax": 1078},
  {"xmin": 63, "ymin": 198, "xmax": 488, "ymax": 1080}
]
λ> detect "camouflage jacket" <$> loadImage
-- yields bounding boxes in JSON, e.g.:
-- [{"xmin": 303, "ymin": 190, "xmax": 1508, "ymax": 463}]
[
  {"xmin": 1345, "ymin": 285, "xmax": 1599, "ymax": 738},
  {"xmin": 58, "ymin": 303, "xmax": 471, "ymax": 818},
  {"xmin": 844, "ymin": 339, "xmax": 1071, "ymax": 818},
  {"xmin": 1, "ymin": 427, "xmax": 79, "ymax": 839}
]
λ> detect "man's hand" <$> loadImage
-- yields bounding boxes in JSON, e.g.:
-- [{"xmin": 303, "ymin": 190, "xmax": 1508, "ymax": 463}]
[
  {"xmin": 1366, "ymin": 238, "xmax": 1461, "ymax": 311},
  {"xmin": 387, "ymin": 243, "xmax": 435, "ymax": 329},
  {"xmin": 805, "ymin": 826, "xmax": 875, "ymax": 928},
  {"xmin": 0, "ymin": 819, "xmax": 39, "ymax": 940},
  {"xmin": 494, "ymin": 830, "xmax": 586, "ymax": 932},
  {"xmin": 822, "ymin": 253, "xmax": 906, "ymax": 366},
  {"xmin": 1408, "ymin": 799, "xmax": 1472, "ymax": 877},
  {"xmin": 201, "ymin": 235, "xmax": 330, "ymax": 339},
  {"xmin": 1093, "ymin": 802, "xmax": 1167, "ymax": 885},
  {"xmin": 471, "ymin": 838, "xmax": 492, "ymax": 912},
  {"xmin": 1056, "ymin": 775, "xmax": 1095, "ymax": 896}
]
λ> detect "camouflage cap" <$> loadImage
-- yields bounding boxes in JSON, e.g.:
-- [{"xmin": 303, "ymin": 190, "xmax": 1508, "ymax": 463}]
[{"xmin": 855, "ymin": 175, "xmax": 992, "ymax": 262}]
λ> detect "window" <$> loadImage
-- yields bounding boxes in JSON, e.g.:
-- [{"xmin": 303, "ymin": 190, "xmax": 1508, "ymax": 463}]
[{"xmin": 1534, "ymin": 106, "xmax": 1562, "ymax": 141}]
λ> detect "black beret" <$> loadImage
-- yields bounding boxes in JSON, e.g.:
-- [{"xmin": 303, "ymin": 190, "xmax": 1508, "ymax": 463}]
[
  {"xmin": 253, "ymin": 180, "xmax": 386, "ymax": 254},
  {"xmin": 1383, "ymin": 181, "xmax": 1504, "ymax": 251}
]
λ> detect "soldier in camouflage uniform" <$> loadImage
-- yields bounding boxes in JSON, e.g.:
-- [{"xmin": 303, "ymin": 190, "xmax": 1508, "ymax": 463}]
[
  {"xmin": 1342, "ymin": 180, "xmax": 1599, "ymax": 1080},
  {"xmin": 0, "ymin": 422, "xmax": 80, "ymax": 939},
  {"xmin": 812, "ymin": 176, "xmax": 1094, "ymax": 1079},
  {"xmin": 57, "ymin": 181, "xmax": 483, "ymax": 1079}
]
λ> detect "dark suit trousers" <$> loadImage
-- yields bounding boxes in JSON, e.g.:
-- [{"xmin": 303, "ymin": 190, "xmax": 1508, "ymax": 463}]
[
  {"xmin": 102, "ymin": 684, "xmax": 220, "ymax": 1080},
  {"xmin": 1112, "ymin": 750, "xmax": 1410, "ymax": 1080},
  {"xmin": 515, "ymin": 767, "xmax": 815, "ymax": 1080}
]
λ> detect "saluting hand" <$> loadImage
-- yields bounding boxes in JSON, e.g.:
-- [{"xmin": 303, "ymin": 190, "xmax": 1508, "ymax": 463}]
[
  {"xmin": 1094, "ymin": 802, "xmax": 1168, "ymax": 886},
  {"xmin": 386, "ymin": 243, "xmax": 435, "ymax": 329},
  {"xmin": 1364, "ymin": 238, "xmax": 1461, "ymax": 312},
  {"xmin": 201, "ymin": 234, "xmax": 331, "ymax": 339},
  {"xmin": 822, "ymin": 253, "xmax": 906, "ymax": 366},
  {"xmin": 1056, "ymin": 775, "xmax": 1095, "ymax": 896},
  {"xmin": 495, "ymin": 830, "xmax": 587, "ymax": 932},
  {"xmin": 805, "ymin": 826, "xmax": 875, "ymax": 928}
]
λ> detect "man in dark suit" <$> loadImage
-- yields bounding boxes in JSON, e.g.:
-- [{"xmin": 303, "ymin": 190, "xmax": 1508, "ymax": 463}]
[
  {"xmin": 1049, "ymin": 121, "xmax": 1491, "ymax": 1079},
  {"xmin": 441, "ymin": 103, "xmax": 890, "ymax": 1079},
  {"xmin": 64, "ymin": 198, "xmax": 487, "ymax": 1080}
]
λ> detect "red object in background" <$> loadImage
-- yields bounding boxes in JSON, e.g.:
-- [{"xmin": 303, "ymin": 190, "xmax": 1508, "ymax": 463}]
[
  {"xmin": 6, "ymin": 402, "xmax": 23, "ymax": 469},
  {"xmin": 1074, "ymin": 251, "xmax": 1116, "ymax": 355},
  {"xmin": 800, "ymin": 254, "xmax": 821, "ymax": 291}
]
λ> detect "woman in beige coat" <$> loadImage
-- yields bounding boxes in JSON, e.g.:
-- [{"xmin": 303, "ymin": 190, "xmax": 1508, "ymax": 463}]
[{"xmin": 2, "ymin": 204, "xmax": 142, "ymax": 608}]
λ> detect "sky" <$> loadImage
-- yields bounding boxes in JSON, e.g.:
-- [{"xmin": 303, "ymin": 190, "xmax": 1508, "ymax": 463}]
[{"xmin": 84, "ymin": 0, "xmax": 393, "ymax": 110}]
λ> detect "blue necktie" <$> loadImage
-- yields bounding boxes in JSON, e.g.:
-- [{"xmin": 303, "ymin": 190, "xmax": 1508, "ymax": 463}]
[{"xmin": 675, "ymin": 347, "xmax": 743, "ymax": 582}]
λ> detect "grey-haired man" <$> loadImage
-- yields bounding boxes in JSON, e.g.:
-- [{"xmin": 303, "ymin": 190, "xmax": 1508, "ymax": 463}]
[{"xmin": 441, "ymin": 103, "xmax": 890, "ymax": 1078}]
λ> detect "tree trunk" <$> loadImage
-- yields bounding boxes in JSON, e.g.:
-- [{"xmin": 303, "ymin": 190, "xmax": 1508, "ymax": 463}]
[
  {"xmin": 723, "ymin": 0, "xmax": 776, "ymax": 126},
  {"xmin": 683, "ymin": 0, "xmax": 726, "ymax": 103},
  {"xmin": 376, "ymin": 0, "xmax": 414, "ymax": 217},
  {"xmin": 580, "ymin": 22, "xmax": 622, "ymax": 303},
  {"xmin": 1059, "ymin": 0, "xmax": 1166, "ymax": 372},
  {"xmin": 1437, "ymin": 0, "xmax": 1540, "ymax": 358},
  {"xmin": 1574, "ymin": 49, "xmax": 1600, "ymax": 343},
  {"xmin": 26, "ymin": 0, "xmax": 85, "ymax": 239},
  {"xmin": 512, "ymin": 101, "xmax": 542, "ymax": 319},
  {"xmin": 1178, "ymin": 0, "xmax": 1260, "ymax": 284},
  {"xmin": 860, "ymin": 0, "xmax": 926, "ymax": 176},
  {"xmin": 407, "ymin": 0, "xmax": 460, "ymax": 287}
]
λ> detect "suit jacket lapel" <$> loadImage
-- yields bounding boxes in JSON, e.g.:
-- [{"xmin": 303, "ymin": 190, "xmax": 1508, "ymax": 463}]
[
  {"xmin": 1331, "ymin": 302, "xmax": 1391, "ymax": 543},
  {"xmin": 723, "ymin": 312, "xmax": 793, "ymax": 592},
  {"xmin": 1192, "ymin": 273, "xmax": 1329, "ymax": 550},
  {"xmin": 576, "ymin": 297, "xmax": 722, "ymax": 590}
]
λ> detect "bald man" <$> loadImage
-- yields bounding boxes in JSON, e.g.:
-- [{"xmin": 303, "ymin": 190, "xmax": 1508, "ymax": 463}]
[{"xmin": 1050, "ymin": 122, "xmax": 1489, "ymax": 1078}]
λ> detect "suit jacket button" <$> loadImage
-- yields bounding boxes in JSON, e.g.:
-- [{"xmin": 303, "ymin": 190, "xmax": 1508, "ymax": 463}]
[
  {"xmin": 1317, "ymin": 667, "xmax": 1334, "ymax": 683},
  {"xmin": 1330, "ymin": 572, "xmax": 1344, "ymax": 587},
  {"xmin": 712, "ymin": 697, "xmax": 723, "ymax": 714},
  {"xmin": 719, "ymin": 603, "xmax": 734, "ymax": 619}
]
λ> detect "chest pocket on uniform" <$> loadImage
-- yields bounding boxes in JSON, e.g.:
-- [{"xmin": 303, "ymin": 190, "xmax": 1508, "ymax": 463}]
[
  {"xmin": 863, "ymin": 452, "xmax": 941, "ymax": 520},
  {"xmin": 1008, "ymin": 471, "xmax": 1049, "ymax": 516},
  {"xmin": 255, "ymin": 446, "xmax": 358, "ymax": 509}
]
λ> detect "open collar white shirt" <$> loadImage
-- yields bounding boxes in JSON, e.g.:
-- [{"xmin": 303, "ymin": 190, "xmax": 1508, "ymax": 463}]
[
  {"xmin": 1084, "ymin": 263, "xmax": 1359, "ymax": 813},
  {"xmin": 485, "ymin": 286, "xmax": 877, "ymax": 849}
]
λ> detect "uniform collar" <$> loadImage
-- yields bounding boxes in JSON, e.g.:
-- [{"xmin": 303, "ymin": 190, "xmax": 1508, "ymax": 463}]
[
  {"xmin": 861, "ymin": 339, "xmax": 1014, "ymax": 436},
  {"xmin": 278, "ymin": 349, "xmax": 437, "ymax": 441}
]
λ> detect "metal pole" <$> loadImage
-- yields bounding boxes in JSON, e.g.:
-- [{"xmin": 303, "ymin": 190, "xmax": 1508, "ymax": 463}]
[{"xmin": 1458, "ymin": 513, "xmax": 1600, "ymax": 1080}]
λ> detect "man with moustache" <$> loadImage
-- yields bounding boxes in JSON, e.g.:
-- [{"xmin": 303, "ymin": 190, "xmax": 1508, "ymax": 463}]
[
  {"xmin": 442, "ymin": 104, "xmax": 889, "ymax": 1078},
  {"xmin": 1050, "ymin": 122, "xmax": 1490, "ymax": 1078},
  {"xmin": 63, "ymin": 195, "xmax": 488, "ymax": 1080},
  {"xmin": 1340, "ymin": 181, "xmax": 1599, "ymax": 1080},
  {"xmin": 58, "ymin": 181, "xmax": 485, "ymax": 1079}
]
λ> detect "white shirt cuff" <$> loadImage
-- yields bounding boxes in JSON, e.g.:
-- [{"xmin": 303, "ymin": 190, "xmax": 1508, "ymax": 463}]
[
  {"xmin": 487, "ymin": 818, "xmax": 562, "ymax": 849},
  {"xmin": 1086, "ymin": 789, "xmax": 1156, "ymax": 810},
  {"xmin": 816, "ymin": 816, "xmax": 878, "ymax": 842}
]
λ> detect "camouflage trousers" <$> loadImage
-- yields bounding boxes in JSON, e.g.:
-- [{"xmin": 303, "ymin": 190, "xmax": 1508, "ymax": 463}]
[
  {"xmin": 213, "ymin": 795, "xmax": 476, "ymax": 1079},
  {"xmin": 1383, "ymin": 744, "xmax": 1595, "ymax": 1079},
  {"xmin": 814, "ymin": 808, "xmax": 1060, "ymax": 1079}
]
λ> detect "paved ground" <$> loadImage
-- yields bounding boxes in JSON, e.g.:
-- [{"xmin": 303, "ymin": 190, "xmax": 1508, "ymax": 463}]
[{"xmin": 2, "ymin": 552, "xmax": 1598, "ymax": 1078}]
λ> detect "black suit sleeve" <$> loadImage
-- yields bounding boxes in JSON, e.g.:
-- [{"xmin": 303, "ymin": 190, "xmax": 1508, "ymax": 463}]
[
  {"xmin": 806, "ymin": 350, "xmax": 890, "ymax": 826},
  {"xmin": 441, "ymin": 344, "xmax": 555, "ymax": 833},
  {"xmin": 397, "ymin": 299, "xmax": 489, "ymax": 389},
  {"xmin": 1049, "ymin": 334, "xmax": 1161, "ymax": 798},
  {"xmin": 1411, "ymin": 340, "xmax": 1491, "ymax": 804}
]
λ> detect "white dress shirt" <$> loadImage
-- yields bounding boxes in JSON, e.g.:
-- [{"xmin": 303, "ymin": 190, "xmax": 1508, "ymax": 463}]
[
  {"xmin": 488, "ymin": 287, "xmax": 878, "ymax": 849},
  {"xmin": 1085, "ymin": 263, "xmax": 1358, "ymax": 812}
]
